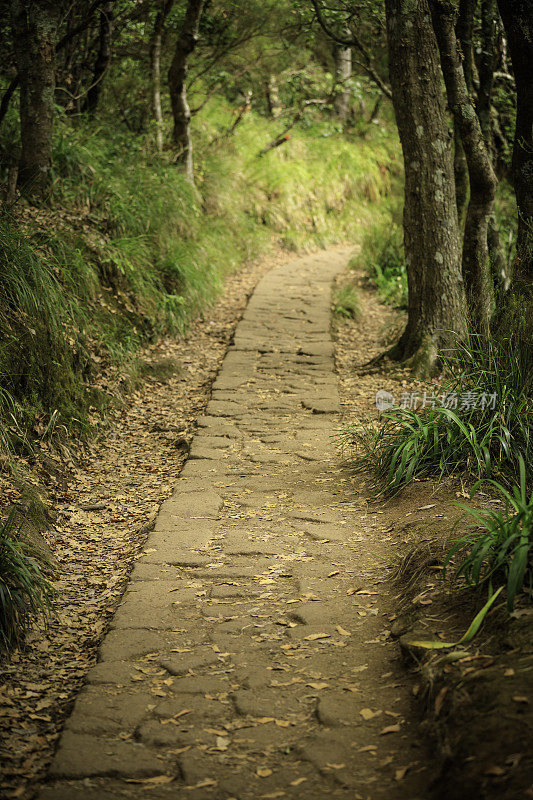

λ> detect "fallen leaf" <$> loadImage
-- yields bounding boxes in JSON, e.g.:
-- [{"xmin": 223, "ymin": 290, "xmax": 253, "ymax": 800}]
[
  {"xmin": 395, "ymin": 766, "xmax": 409, "ymax": 781},
  {"xmin": 360, "ymin": 708, "xmax": 377, "ymax": 720},
  {"xmin": 484, "ymin": 766, "xmax": 505, "ymax": 776},
  {"xmin": 336, "ymin": 625, "xmax": 351, "ymax": 637},
  {"xmin": 380, "ymin": 723, "xmax": 401, "ymax": 735},
  {"xmin": 304, "ymin": 633, "xmax": 330, "ymax": 641},
  {"xmin": 256, "ymin": 767, "xmax": 273, "ymax": 778},
  {"xmin": 434, "ymin": 686, "xmax": 448, "ymax": 717}
]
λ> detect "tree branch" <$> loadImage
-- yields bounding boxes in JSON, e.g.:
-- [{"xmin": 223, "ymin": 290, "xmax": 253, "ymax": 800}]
[{"xmin": 310, "ymin": 0, "xmax": 392, "ymax": 99}]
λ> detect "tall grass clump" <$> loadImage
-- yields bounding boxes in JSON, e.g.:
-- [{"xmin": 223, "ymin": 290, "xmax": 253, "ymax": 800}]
[
  {"xmin": 0, "ymin": 510, "xmax": 56, "ymax": 651},
  {"xmin": 445, "ymin": 458, "xmax": 533, "ymax": 610},
  {"xmin": 344, "ymin": 325, "xmax": 532, "ymax": 495}
]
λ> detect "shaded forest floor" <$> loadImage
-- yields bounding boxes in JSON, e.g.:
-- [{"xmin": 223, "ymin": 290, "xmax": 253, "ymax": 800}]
[{"xmin": 0, "ymin": 246, "xmax": 531, "ymax": 800}]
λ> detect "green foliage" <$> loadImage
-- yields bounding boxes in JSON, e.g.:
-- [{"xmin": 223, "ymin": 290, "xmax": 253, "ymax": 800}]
[
  {"xmin": 333, "ymin": 283, "xmax": 362, "ymax": 319},
  {"xmin": 446, "ymin": 460, "xmax": 533, "ymax": 611},
  {"xmin": 0, "ymin": 101, "xmax": 399, "ymax": 450},
  {"xmin": 343, "ymin": 327, "xmax": 532, "ymax": 495},
  {"xmin": 0, "ymin": 510, "xmax": 56, "ymax": 651},
  {"xmin": 352, "ymin": 193, "xmax": 407, "ymax": 306}
]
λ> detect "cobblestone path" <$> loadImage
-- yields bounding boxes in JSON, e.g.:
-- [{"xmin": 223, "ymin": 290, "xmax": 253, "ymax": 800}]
[{"xmin": 39, "ymin": 250, "xmax": 430, "ymax": 800}]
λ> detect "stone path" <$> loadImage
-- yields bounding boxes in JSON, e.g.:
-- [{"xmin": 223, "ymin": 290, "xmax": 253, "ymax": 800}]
[{"xmin": 39, "ymin": 250, "xmax": 430, "ymax": 800}]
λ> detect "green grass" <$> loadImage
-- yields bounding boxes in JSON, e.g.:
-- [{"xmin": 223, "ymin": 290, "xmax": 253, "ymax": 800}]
[
  {"xmin": 0, "ymin": 99, "xmax": 399, "ymax": 453},
  {"xmin": 445, "ymin": 459, "xmax": 533, "ymax": 611},
  {"xmin": 350, "ymin": 191, "xmax": 407, "ymax": 307},
  {"xmin": 0, "ymin": 510, "xmax": 56, "ymax": 651},
  {"xmin": 333, "ymin": 284, "xmax": 362, "ymax": 319},
  {"xmin": 342, "ymin": 326, "xmax": 532, "ymax": 495}
]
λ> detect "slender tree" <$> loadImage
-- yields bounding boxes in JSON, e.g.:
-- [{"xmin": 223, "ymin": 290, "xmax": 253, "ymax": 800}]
[
  {"xmin": 168, "ymin": 0, "xmax": 205, "ymax": 181},
  {"xmin": 266, "ymin": 75, "xmax": 282, "ymax": 118},
  {"xmin": 333, "ymin": 41, "xmax": 351, "ymax": 121},
  {"xmin": 85, "ymin": 1, "xmax": 114, "ymax": 116},
  {"xmin": 385, "ymin": 0, "xmax": 466, "ymax": 374},
  {"xmin": 10, "ymin": 0, "xmax": 59, "ymax": 199},
  {"xmin": 150, "ymin": 0, "xmax": 174, "ymax": 153},
  {"xmin": 496, "ymin": 0, "xmax": 533, "ymax": 294},
  {"xmin": 430, "ymin": 0, "xmax": 498, "ymax": 336},
  {"xmin": 453, "ymin": 0, "xmax": 476, "ymax": 229}
]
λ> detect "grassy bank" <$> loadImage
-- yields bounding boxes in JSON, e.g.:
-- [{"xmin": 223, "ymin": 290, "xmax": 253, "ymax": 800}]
[{"xmin": 0, "ymin": 101, "xmax": 399, "ymax": 455}]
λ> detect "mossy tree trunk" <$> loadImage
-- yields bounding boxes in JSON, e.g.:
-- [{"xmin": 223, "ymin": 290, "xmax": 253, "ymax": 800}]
[
  {"xmin": 496, "ymin": 0, "xmax": 533, "ymax": 294},
  {"xmin": 385, "ymin": 0, "xmax": 466, "ymax": 375},
  {"xmin": 430, "ymin": 0, "xmax": 498, "ymax": 337},
  {"xmin": 10, "ymin": 0, "xmax": 59, "ymax": 200},
  {"xmin": 453, "ymin": 0, "xmax": 476, "ymax": 230},
  {"xmin": 477, "ymin": 0, "xmax": 508, "ymax": 296},
  {"xmin": 151, "ymin": 0, "xmax": 174, "ymax": 153},
  {"xmin": 333, "ymin": 42, "xmax": 351, "ymax": 121},
  {"xmin": 168, "ymin": 0, "xmax": 205, "ymax": 182}
]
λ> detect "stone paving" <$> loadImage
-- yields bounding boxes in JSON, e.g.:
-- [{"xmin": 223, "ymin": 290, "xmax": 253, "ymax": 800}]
[{"xmin": 39, "ymin": 250, "xmax": 430, "ymax": 800}]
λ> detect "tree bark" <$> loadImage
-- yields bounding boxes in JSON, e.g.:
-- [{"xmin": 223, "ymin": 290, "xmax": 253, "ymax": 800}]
[
  {"xmin": 430, "ymin": 0, "xmax": 498, "ymax": 336},
  {"xmin": 454, "ymin": 124, "xmax": 469, "ymax": 230},
  {"xmin": 10, "ymin": 0, "xmax": 59, "ymax": 200},
  {"xmin": 85, "ymin": 0, "xmax": 114, "ymax": 116},
  {"xmin": 385, "ymin": 0, "xmax": 466, "ymax": 375},
  {"xmin": 333, "ymin": 42, "xmax": 351, "ymax": 121},
  {"xmin": 496, "ymin": 0, "xmax": 533, "ymax": 291},
  {"xmin": 477, "ymin": 0, "xmax": 498, "ymax": 145},
  {"xmin": 477, "ymin": 0, "xmax": 508, "ymax": 296},
  {"xmin": 453, "ymin": 0, "xmax": 476, "ymax": 229},
  {"xmin": 168, "ymin": 0, "xmax": 205, "ymax": 181},
  {"xmin": 150, "ymin": 0, "xmax": 174, "ymax": 153}
]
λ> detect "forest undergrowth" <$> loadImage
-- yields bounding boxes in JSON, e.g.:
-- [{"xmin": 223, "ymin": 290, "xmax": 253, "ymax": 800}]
[{"xmin": 0, "ymin": 101, "xmax": 397, "ymax": 462}]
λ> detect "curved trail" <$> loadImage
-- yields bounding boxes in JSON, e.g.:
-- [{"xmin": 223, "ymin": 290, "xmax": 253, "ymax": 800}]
[{"xmin": 40, "ymin": 250, "xmax": 430, "ymax": 800}]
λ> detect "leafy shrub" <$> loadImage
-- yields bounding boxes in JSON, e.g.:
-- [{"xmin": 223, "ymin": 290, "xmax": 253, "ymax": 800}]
[
  {"xmin": 445, "ymin": 458, "xmax": 533, "ymax": 610},
  {"xmin": 0, "ymin": 511, "xmax": 56, "ymax": 650}
]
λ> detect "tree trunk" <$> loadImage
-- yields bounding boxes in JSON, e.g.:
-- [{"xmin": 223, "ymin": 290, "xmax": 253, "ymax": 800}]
[
  {"xmin": 430, "ymin": 0, "xmax": 498, "ymax": 337},
  {"xmin": 385, "ymin": 0, "xmax": 466, "ymax": 375},
  {"xmin": 168, "ymin": 0, "xmax": 205, "ymax": 182},
  {"xmin": 10, "ymin": 0, "xmax": 59, "ymax": 200},
  {"xmin": 333, "ymin": 42, "xmax": 351, "ymax": 121},
  {"xmin": 266, "ymin": 75, "xmax": 282, "ymax": 119},
  {"xmin": 477, "ymin": 0, "xmax": 508, "ymax": 296},
  {"xmin": 454, "ymin": 124, "xmax": 469, "ymax": 230},
  {"xmin": 85, "ymin": 1, "xmax": 114, "ymax": 116},
  {"xmin": 477, "ymin": 0, "xmax": 498, "ymax": 145},
  {"xmin": 496, "ymin": 0, "xmax": 533, "ymax": 292},
  {"xmin": 453, "ymin": 0, "xmax": 476, "ymax": 230},
  {"xmin": 150, "ymin": 1, "xmax": 174, "ymax": 153}
]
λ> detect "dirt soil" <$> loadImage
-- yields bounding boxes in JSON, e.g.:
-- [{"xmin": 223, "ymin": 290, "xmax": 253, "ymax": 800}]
[{"xmin": 0, "ymin": 247, "xmax": 531, "ymax": 800}]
